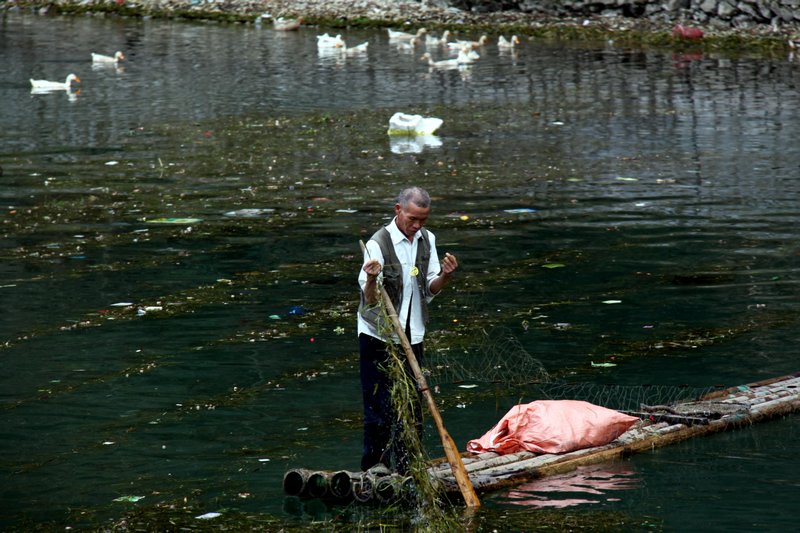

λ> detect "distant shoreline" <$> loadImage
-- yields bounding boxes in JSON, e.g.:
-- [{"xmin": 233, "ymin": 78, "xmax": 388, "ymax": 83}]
[{"xmin": 3, "ymin": 0, "xmax": 797, "ymax": 52}]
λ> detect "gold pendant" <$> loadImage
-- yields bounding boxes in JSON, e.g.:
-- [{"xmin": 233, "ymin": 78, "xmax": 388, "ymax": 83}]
[{"xmin": 410, "ymin": 266, "xmax": 419, "ymax": 277}]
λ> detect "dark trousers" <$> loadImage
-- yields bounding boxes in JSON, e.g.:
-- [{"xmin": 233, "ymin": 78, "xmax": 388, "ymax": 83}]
[{"xmin": 359, "ymin": 333, "xmax": 423, "ymax": 473}]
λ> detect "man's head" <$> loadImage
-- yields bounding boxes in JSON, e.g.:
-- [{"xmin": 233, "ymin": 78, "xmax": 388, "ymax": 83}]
[{"xmin": 395, "ymin": 187, "xmax": 431, "ymax": 240}]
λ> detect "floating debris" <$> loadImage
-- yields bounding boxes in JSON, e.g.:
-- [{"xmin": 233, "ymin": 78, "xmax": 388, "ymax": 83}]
[
  {"xmin": 387, "ymin": 112, "xmax": 443, "ymax": 136},
  {"xmin": 146, "ymin": 218, "xmax": 202, "ymax": 224},
  {"xmin": 223, "ymin": 208, "xmax": 275, "ymax": 217},
  {"xmin": 504, "ymin": 208, "xmax": 537, "ymax": 214},
  {"xmin": 113, "ymin": 495, "xmax": 145, "ymax": 503}
]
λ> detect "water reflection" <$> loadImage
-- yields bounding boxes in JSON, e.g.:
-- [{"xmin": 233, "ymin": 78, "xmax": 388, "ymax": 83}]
[
  {"xmin": 29, "ymin": 87, "xmax": 80, "ymax": 102},
  {"xmin": 389, "ymin": 135, "xmax": 443, "ymax": 154},
  {"xmin": 501, "ymin": 464, "xmax": 641, "ymax": 508}
]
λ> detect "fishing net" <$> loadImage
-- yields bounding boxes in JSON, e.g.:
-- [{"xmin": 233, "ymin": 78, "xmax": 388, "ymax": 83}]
[
  {"xmin": 428, "ymin": 326, "xmax": 552, "ymax": 387},
  {"xmin": 359, "ymin": 253, "xmax": 712, "ymax": 523},
  {"xmin": 426, "ymin": 326, "xmax": 715, "ymax": 412}
]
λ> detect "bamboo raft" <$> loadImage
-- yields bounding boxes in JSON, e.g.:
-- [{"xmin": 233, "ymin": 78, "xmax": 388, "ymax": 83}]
[{"xmin": 283, "ymin": 372, "xmax": 800, "ymax": 504}]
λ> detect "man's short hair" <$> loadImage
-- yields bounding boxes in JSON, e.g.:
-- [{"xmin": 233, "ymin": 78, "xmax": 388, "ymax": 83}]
[{"xmin": 397, "ymin": 186, "xmax": 431, "ymax": 209}]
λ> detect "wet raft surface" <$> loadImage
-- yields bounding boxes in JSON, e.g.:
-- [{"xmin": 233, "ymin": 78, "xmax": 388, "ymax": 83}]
[{"xmin": 285, "ymin": 372, "xmax": 800, "ymax": 503}]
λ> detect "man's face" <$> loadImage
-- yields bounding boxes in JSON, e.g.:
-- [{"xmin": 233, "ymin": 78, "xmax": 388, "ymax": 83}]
[{"xmin": 395, "ymin": 201, "xmax": 430, "ymax": 240}]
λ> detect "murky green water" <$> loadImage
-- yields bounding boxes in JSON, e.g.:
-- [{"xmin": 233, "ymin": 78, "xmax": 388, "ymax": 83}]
[{"xmin": 2, "ymin": 10, "xmax": 800, "ymax": 532}]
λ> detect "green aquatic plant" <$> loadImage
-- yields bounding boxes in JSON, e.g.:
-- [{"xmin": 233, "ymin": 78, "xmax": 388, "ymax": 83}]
[{"xmin": 383, "ymin": 332, "xmax": 464, "ymax": 529}]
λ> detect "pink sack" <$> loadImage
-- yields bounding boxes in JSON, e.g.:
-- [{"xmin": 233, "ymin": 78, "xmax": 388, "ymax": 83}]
[{"xmin": 466, "ymin": 400, "xmax": 639, "ymax": 455}]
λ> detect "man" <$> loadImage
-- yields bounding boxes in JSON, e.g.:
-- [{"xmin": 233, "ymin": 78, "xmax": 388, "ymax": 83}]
[{"xmin": 357, "ymin": 186, "xmax": 459, "ymax": 473}]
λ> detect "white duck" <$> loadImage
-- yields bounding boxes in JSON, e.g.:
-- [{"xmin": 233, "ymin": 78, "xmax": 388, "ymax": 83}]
[
  {"xmin": 344, "ymin": 41, "xmax": 369, "ymax": 55},
  {"xmin": 421, "ymin": 47, "xmax": 477, "ymax": 68},
  {"xmin": 458, "ymin": 46, "xmax": 480, "ymax": 63},
  {"xmin": 30, "ymin": 73, "xmax": 80, "ymax": 91},
  {"xmin": 447, "ymin": 35, "xmax": 489, "ymax": 51},
  {"xmin": 316, "ymin": 33, "xmax": 345, "ymax": 49},
  {"xmin": 273, "ymin": 16, "xmax": 303, "ymax": 31},
  {"xmin": 497, "ymin": 35, "xmax": 521, "ymax": 49},
  {"xmin": 420, "ymin": 52, "xmax": 460, "ymax": 69},
  {"xmin": 425, "ymin": 30, "xmax": 451, "ymax": 47},
  {"xmin": 91, "ymin": 51, "xmax": 125, "ymax": 63},
  {"xmin": 387, "ymin": 27, "xmax": 426, "ymax": 42},
  {"xmin": 394, "ymin": 36, "xmax": 421, "ymax": 52}
]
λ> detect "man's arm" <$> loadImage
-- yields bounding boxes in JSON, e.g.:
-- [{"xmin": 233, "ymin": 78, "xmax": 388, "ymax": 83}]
[
  {"xmin": 430, "ymin": 252, "xmax": 458, "ymax": 295},
  {"xmin": 362, "ymin": 259, "xmax": 381, "ymax": 305}
]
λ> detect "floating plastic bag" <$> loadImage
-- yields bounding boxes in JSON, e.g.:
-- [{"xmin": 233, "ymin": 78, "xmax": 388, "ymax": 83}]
[
  {"xmin": 466, "ymin": 400, "xmax": 638, "ymax": 455},
  {"xmin": 387, "ymin": 112, "xmax": 443, "ymax": 136}
]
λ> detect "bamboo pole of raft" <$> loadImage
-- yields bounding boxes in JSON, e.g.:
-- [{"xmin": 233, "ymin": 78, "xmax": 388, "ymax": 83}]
[
  {"xmin": 431, "ymin": 379, "xmax": 800, "ymax": 494},
  {"xmin": 359, "ymin": 240, "xmax": 480, "ymax": 508}
]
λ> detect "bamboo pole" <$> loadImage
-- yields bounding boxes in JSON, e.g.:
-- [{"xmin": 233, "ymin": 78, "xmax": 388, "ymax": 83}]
[
  {"xmin": 359, "ymin": 240, "xmax": 480, "ymax": 508},
  {"xmin": 282, "ymin": 468, "xmax": 311, "ymax": 497}
]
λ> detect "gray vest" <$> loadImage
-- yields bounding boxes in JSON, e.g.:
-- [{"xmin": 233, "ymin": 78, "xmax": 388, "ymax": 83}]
[{"xmin": 359, "ymin": 226, "xmax": 432, "ymax": 334}]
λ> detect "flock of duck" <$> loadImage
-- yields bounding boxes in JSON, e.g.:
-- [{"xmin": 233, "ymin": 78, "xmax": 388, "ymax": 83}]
[
  {"xmin": 28, "ymin": 18, "xmax": 521, "ymax": 94},
  {"xmin": 29, "ymin": 51, "xmax": 125, "ymax": 93},
  {"xmin": 313, "ymin": 23, "xmax": 521, "ymax": 69}
]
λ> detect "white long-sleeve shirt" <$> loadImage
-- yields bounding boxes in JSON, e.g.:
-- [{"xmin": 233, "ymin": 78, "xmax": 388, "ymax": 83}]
[{"xmin": 357, "ymin": 218, "xmax": 440, "ymax": 345}]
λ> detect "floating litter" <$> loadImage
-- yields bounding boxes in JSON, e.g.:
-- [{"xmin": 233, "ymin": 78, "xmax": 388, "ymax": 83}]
[
  {"xmin": 387, "ymin": 112, "xmax": 443, "ymax": 136},
  {"xmin": 113, "ymin": 495, "xmax": 145, "ymax": 503},
  {"xmin": 147, "ymin": 218, "xmax": 202, "ymax": 224},
  {"xmin": 224, "ymin": 208, "xmax": 274, "ymax": 217},
  {"xmin": 504, "ymin": 208, "xmax": 537, "ymax": 214},
  {"xmin": 602, "ymin": 300, "xmax": 622, "ymax": 304},
  {"xmin": 195, "ymin": 512, "xmax": 221, "ymax": 520}
]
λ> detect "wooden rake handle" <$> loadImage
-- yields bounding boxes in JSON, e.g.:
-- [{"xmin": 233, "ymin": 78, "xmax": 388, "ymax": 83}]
[{"xmin": 360, "ymin": 240, "xmax": 480, "ymax": 508}]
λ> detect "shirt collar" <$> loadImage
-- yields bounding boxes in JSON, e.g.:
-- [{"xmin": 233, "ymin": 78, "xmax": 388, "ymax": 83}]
[{"xmin": 388, "ymin": 217, "xmax": 419, "ymax": 245}]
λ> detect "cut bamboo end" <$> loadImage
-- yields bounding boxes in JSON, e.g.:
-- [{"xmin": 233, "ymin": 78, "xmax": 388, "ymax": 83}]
[{"xmin": 282, "ymin": 468, "xmax": 310, "ymax": 496}]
